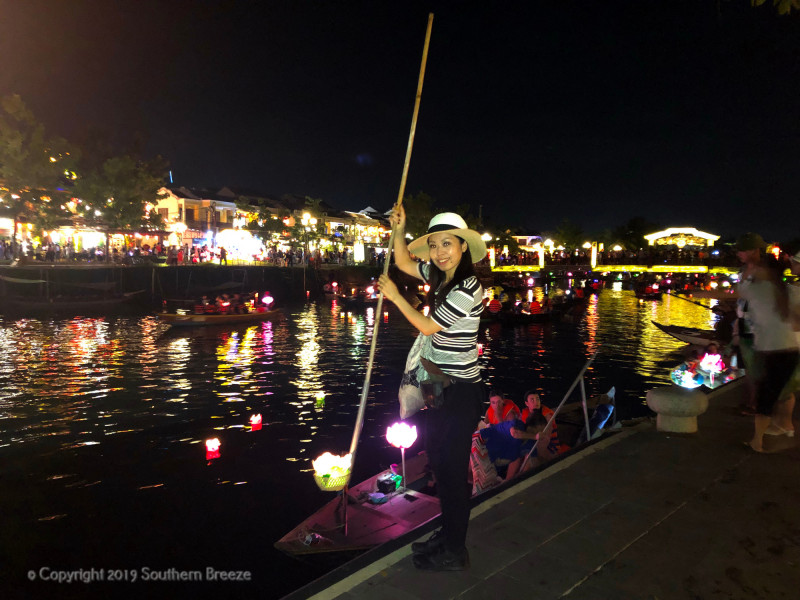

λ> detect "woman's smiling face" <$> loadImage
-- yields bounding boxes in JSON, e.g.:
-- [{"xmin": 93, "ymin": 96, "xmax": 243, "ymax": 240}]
[{"xmin": 427, "ymin": 232, "xmax": 467, "ymax": 278}]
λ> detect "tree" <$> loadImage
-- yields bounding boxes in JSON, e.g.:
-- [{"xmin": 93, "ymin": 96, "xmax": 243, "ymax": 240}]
[
  {"xmin": 72, "ymin": 155, "xmax": 168, "ymax": 259},
  {"xmin": 554, "ymin": 218, "xmax": 585, "ymax": 250},
  {"xmin": 304, "ymin": 196, "xmax": 323, "ymax": 215},
  {"xmin": 0, "ymin": 95, "xmax": 77, "ymax": 257},
  {"xmin": 401, "ymin": 192, "xmax": 436, "ymax": 238},
  {"xmin": 752, "ymin": 0, "xmax": 799, "ymax": 15},
  {"xmin": 492, "ymin": 230, "xmax": 520, "ymax": 256},
  {"xmin": 611, "ymin": 217, "xmax": 662, "ymax": 251}
]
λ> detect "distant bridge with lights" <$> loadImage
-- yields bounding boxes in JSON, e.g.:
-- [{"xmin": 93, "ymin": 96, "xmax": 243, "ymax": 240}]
[{"xmin": 490, "ymin": 264, "xmax": 741, "ymax": 276}]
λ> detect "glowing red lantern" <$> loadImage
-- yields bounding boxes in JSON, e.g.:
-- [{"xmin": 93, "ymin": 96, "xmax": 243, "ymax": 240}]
[
  {"xmin": 250, "ymin": 414, "xmax": 262, "ymax": 431},
  {"xmin": 206, "ymin": 438, "xmax": 221, "ymax": 461}
]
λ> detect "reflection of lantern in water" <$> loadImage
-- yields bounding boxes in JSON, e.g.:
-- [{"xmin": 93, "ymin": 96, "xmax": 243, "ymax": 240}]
[
  {"xmin": 312, "ymin": 452, "xmax": 352, "ymax": 491},
  {"xmin": 386, "ymin": 422, "xmax": 418, "ymax": 491},
  {"xmin": 250, "ymin": 414, "xmax": 262, "ymax": 431},
  {"xmin": 477, "ymin": 343, "xmax": 484, "ymax": 356},
  {"xmin": 206, "ymin": 438, "xmax": 221, "ymax": 460}
]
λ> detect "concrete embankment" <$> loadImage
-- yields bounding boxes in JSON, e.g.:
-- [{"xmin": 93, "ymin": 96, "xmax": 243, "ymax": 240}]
[{"xmin": 286, "ymin": 380, "xmax": 800, "ymax": 600}]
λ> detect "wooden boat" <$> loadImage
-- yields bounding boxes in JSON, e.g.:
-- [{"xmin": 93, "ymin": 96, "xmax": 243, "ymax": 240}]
[
  {"xmin": 634, "ymin": 282, "xmax": 663, "ymax": 300},
  {"xmin": 652, "ymin": 321, "xmax": 716, "ymax": 347},
  {"xmin": 0, "ymin": 274, "xmax": 146, "ymax": 316},
  {"xmin": 158, "ymin": 308, "xmax": 282, "ymax": 327},
  {"xmin": 274, "ymin": 454, "xmax": 440, "ymax": 556},
  {"xmin": 490, "ymin": 310, "xmax": 554, "ymax": 325},
  {"xmin": 275, "ymin": 386, "xmax": 619, "ymax": 558}
]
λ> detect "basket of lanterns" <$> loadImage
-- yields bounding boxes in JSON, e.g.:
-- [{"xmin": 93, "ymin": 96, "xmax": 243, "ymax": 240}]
[{"xmin": 312, "ymin": 452, "xmax": 352, "ymax": 492}]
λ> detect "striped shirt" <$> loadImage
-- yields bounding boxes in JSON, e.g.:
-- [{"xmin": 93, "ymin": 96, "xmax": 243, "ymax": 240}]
[{"xmin": 418, "ymin": 263, "xmax": 484, "ymax": 383}]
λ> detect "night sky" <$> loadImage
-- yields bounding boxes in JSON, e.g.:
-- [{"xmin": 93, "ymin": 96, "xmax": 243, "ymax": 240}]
[{"xmin": 1, "ymin": 0, "xmax": 798, "ymax": 242}]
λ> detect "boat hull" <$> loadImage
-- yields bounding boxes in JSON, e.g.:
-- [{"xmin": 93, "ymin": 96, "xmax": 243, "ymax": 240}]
[
  {"xmin": 158, "ymin": 309, "xmax": 282, "ymax": 327},
  {"xmin": 1, "ymin": 291, "xmax": 146, "ymax": 317},
  {"xmin": 652, "ymin": 320, "xmax": 716, "ymax": 346},
  {"xmin": 275, "ymin": 454, "xmax": 440, "ymax": 557}
]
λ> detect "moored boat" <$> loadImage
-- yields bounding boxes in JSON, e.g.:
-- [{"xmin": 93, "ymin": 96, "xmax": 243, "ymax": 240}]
[
  {"xmin": 634, "ymin": 282, "xmax": 663, "ymax": 300},
  {"xmin": 652, "ymin": 320, "xmax": 716, "ymax": 347},
  {"xmin": 487, "ymin": 310, "xmax": 554, "ymax": 325},
  {"xmin": 158, "ymin": 308, "xmax": 282, "ymax": 327},
  {"xmin": 0, "ymin": 275, "xmax": 146, "ymax": 316},
  {"xmin": 275, "ymin": 357, "xmax": 618, "ymax": 558}
]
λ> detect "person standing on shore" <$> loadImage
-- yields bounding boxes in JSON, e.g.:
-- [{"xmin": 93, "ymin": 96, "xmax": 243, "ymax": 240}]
[
  {"xmin": 736, "ymin": 234, "xmax": 800, "ymax": 452},
  {"xmin": 377, "ymin": 204, "xmax": 486, "ymax": 571}
]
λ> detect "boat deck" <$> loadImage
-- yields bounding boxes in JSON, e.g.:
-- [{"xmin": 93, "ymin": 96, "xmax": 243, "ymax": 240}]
[{"xmin": 284, "ymin": 380, "xmax": 800, "ymax": 600}]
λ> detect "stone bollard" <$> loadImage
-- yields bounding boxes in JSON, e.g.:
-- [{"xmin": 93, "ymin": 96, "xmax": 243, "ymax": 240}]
[{"xmin": 646, "ymin": 385, "xmax": 708, "ymax": 434}]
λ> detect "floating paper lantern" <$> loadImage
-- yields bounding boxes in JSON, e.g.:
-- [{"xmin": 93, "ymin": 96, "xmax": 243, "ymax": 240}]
[
  {"xmin": 315, "ymin": 393, "xmax": 326, "ymax": 409},
  {"xmin": 206, "ymin": 438, "xmax": 221, "ymax": 460},
  {"xmin": 250, "ymin": 414, "xmax": 262, "ymax": 431}
]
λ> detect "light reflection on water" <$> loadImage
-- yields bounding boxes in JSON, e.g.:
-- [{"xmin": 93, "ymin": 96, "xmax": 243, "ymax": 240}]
[
  {"xmin": 0, "ymin": 292, "xmax": 722, "ymax": 456},
  {"xmin": 0, "ymin": 289, "xmax": 726, "ymax": 595}
]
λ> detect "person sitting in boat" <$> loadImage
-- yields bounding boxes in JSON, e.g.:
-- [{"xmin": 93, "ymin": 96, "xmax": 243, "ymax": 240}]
[
  {"xmin": 215, "ymin": 294, "xmax": 232, "ymax": 314},
  {"xmin": 483, "ymin": 389, "xmax": 521, "ymax": 425},
  {"xmin": 529, "ymin": 299, "xmax": 542, "ymax": 314},
  {"xmin": 520, "ymin": 390, "xmax": 561, "ymax": 456},
  {"xmin": 232, "ymin": 293, "xmax": 246, "ymax": 314},
  {"xmin": 470, "ymin": 412, "xmax": 549, "ymax": 495}
]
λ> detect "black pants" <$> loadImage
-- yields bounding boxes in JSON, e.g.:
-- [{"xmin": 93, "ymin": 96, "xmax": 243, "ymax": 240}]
[
  {"xmin": 755, "ymin": 349, "xmax": 799, "ymax": 415},
  {"xmin": 425, "ymin": 381, "xmax": 484, "ymax": 552}
]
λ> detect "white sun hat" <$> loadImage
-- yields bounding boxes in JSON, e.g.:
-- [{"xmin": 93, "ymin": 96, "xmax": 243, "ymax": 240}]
[{"xmin": 407, "ymin": 212, "xmax": 487, "ymax": 263}]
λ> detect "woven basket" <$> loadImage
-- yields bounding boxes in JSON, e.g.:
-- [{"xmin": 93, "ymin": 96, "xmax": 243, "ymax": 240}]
[{"xmin": 314, "ymin": 471, "xmax": 350, "ymax": 492}]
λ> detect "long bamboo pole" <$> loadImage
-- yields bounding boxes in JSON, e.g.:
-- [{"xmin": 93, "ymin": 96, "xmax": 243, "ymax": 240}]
[{"xmin": 347, "ymin": 13, "xmax": 434, "ymax": 466}]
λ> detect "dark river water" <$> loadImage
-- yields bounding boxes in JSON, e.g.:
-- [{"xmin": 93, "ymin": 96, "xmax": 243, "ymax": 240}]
[{"xmin": 0, "ymin": 286, "xmax": 721, "ymax": 599}]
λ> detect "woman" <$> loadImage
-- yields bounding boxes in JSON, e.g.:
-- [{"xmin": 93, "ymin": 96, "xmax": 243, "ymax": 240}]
[
  {"xmin": 736, "ymin": 233, "xmax": 800, "ymax": 452},
  {"xmin": 377, "ymin": 204, "xmax": 486, "ymax": 572}
]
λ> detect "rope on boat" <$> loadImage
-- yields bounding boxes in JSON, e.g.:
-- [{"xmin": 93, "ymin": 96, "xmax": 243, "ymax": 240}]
[{"xmin": 347, "ymin": 14, "xmax": 435, "ymax": 471}]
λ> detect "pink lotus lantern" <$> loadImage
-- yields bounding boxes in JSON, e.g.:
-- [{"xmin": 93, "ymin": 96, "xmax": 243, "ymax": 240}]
[
  {"xmin": 250, "ymin": 414, "xmax": 262, "ymax": 431},
  {"xmin": 699, "ymin": 353, "xmax": 724, "ymax": 385},
  {"xmin": 206, "ymin": 438, "xmax": 221, "ymax": 461},
  {"xmin": 386, "ymin": 422, "xmax": 417, "ymax": 491}
]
